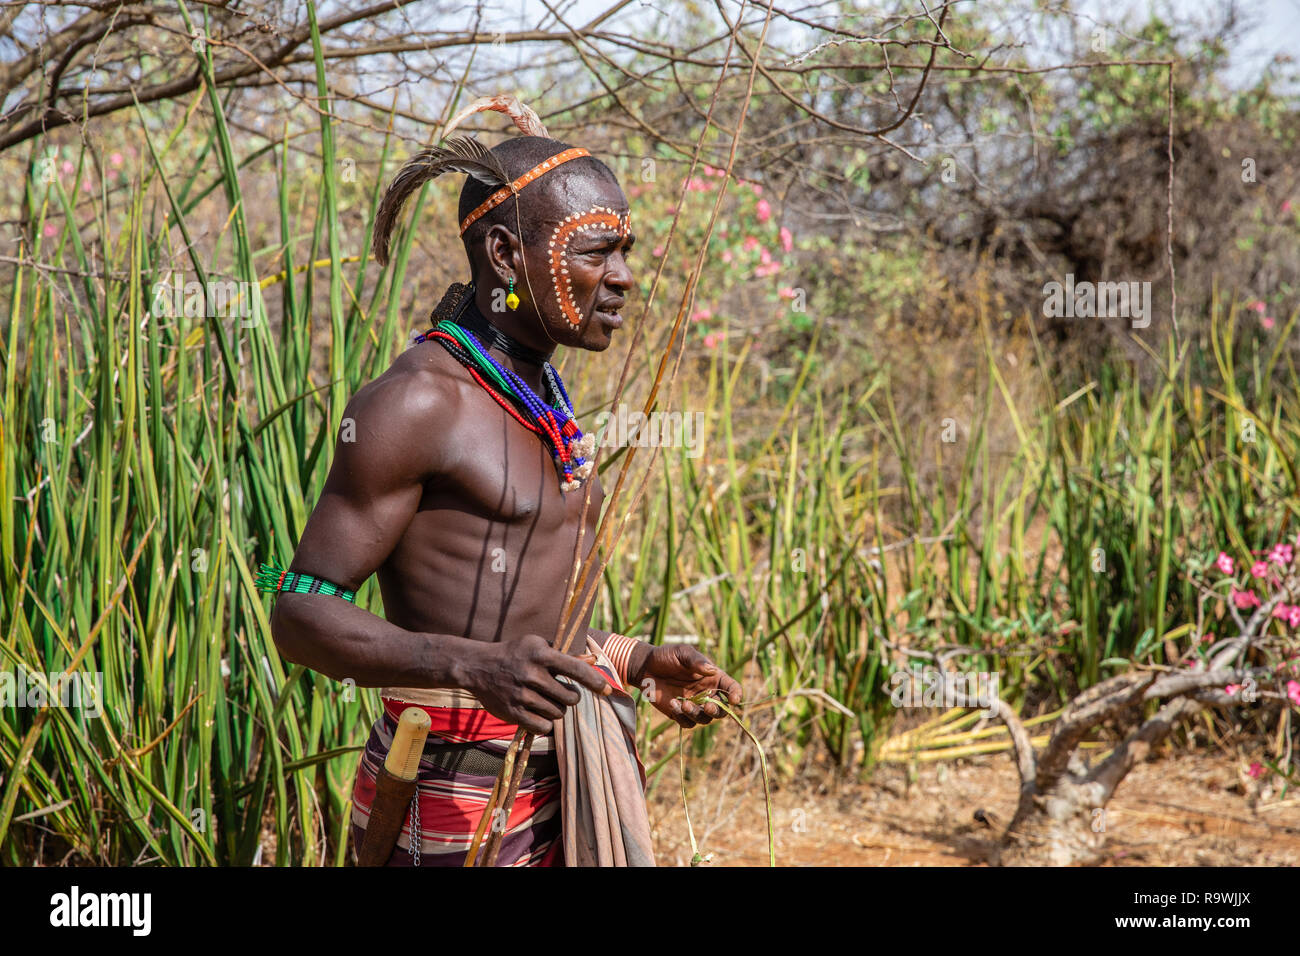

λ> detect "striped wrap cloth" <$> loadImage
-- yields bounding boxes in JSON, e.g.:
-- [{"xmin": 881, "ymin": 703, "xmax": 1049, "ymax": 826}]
[{"xmin": 349, "ymin": 636, "xmax": 655, "ymax": 866}]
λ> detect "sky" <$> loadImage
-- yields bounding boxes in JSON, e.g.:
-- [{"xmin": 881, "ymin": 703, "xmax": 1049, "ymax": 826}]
[{"xmin": 474, "ymin": 0, "xmax": 1300, "ymax": 91}]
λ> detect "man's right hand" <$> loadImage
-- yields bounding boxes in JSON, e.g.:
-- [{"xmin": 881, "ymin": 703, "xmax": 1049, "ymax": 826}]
[{"xmin": 455, "ymin": 634, "xmax": 612, "ymax": 734}]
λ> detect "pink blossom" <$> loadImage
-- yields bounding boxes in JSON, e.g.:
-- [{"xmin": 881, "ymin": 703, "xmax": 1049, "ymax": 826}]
[
  {"xmin": 110, "ymin": 152, "xmax": 124, "ymax": 168},
  {"xmin": 43, "ymin": 222, "xmax": 56, "ymax": 238},
  {"xmin": 81, "ymin": 178, "xmax": 92, "ymax": 193},
  {"xmin": 687, "ymin": 177, "xmax": 707, "ymax": 192},
  {"xmin": 742, "ymin": 235, "xmax": 759, "ymax": 252},
  {"xmin": 1272, "ymin": 603, "xmax": 1292, "ymax": 620},
  {"xmin": 1269, "ymin": 543, "xmax": 1293, "ymax": 566},
  {"xmin": 1247, "ymin": 762, "xmax": 1265, "ymax": 779},
  {"xmin": 1251, "ymin": 561, "xmax": 1268, "ymax": 578},
  {"xmin": 1249, "ymin": 300, "xmax": 1267, "ymax": 313},
  {"xmin": 759, "ymin": 247, "xmax": 772, "ymax": 265},
  {"xmin": 1284, "ymin": 199, "xmax": 1293, "ymax": 214},
  {"xmin": 1287, "ymin": 680, "xmax": 1300, "ymax": 706},
  {"xmin": 1215, "ymin": 551, "xmax": 1234, "ymax": 575},
  {"xmin": 721, "ymin": 250, "xmax": 733, "ymax": 263},
  {"xmin": 61, "ymin": 160, "xmax": 73, "ymax": 174},
  {"xmin": 653, "ymin": 245, "xmax": 665, "ymax": 257},
  {"xmin": 778, "ymin": 286, "xmax": 797, "ymax": 300},
  {"xmin": 1225, "ymin": 684, "xmax": 1241, "ymax": 695},
  {"xmin": 751, "ymin": 183, "xmax": 763, "ymax": 195},
  {"xmin": 754, "ymin": 262, "xmax": 781, "ymax": 278},
  {"xmin": 1263, "ymin": 316, "xmax": 1276, "ymax": 330},
  {"xmin": 779, "ymin": 226, "xmax": 793, "ymax": 253},
  {"xmin": 691, "ymin": 307, "xmax": 712, "ymax": 322},
  {"xmin": 1232, "ymin": 587, "xmax": 1261, "ymax": 609},
  {"xmin": 703, "ymin": 332, "xmax": 724, "ymax": 349},
  {"xmin": 1289, "ymin": 606, "xmax": 1300, "ymax": 628},
  {"xmin": 756, "ymin": 199, "xmax": 771, "ymax": 223},
  {"xmin": 703, "ymin": 165, "xmax": 718, "ymax": 177}
]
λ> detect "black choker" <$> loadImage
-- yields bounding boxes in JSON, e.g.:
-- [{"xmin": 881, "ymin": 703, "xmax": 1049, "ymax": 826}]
[{"xmin": 448, "ymin": 287, "xmax": 551, "ymax": 367}]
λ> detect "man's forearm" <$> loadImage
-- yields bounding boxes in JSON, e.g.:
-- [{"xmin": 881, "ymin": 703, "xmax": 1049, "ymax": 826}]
[
  {"xmin": 588, "ymin": 627, "xmax": 653, "ymax": 685},
  {"xmin": 271, "ymin": 592, "xmax": 482, "ymax": 688}
]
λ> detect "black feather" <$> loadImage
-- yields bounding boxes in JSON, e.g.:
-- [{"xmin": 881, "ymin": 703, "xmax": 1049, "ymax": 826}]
[{"xmin": 372, "ymin": 136, "xmax": 511, "ymax": 266}]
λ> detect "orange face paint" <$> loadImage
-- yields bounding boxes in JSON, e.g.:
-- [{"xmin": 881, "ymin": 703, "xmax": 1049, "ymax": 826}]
[{"xmin": 547, "ymin": 204, "xmax": 631, "ymax": 329}]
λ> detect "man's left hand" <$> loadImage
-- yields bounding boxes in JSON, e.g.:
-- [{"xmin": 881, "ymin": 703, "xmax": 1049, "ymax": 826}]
[{"xmin": 629, "ymin": 644, "xmax": 743, "ymax": 729}]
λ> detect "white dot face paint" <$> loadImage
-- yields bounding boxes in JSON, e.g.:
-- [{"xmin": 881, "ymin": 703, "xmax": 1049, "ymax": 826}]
[{"xmin": 547, "ymin": 204, "xmax": 631, "ymax": 329}]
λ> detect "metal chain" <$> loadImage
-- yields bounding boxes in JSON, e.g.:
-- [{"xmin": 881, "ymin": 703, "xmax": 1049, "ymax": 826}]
[{"xmin": 408, "ymin": 790, "xmax": 421, "ymax": 867}]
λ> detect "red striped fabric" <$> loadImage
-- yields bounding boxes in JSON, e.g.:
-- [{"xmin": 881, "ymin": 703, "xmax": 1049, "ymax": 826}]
[{"xmin": 351, "ymin": 703, "xmax": 563, "ymax": 867}]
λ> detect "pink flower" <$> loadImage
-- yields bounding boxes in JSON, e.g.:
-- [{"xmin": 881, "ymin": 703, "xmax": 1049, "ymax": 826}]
[
  {"xmin": 43, "ymin": 222, "xmax": 56, "ymax": 238},
  {"xmin": 1269, "ymin": 543, "xmax": 1293, "ymax": 566},
  {"xmin": 687, "ymin": 177, "xmax": 707, "ymax": 192},
  {"xmin": 756, "ymin": 199, "xmax": 771, "ymax": 223},
  {"xmin": 1263, "ymin": 316, "xmax": 1276, "ymax": 330},
  {"xmin": 1232, "ymin": 587, "xmax": 1261, "ymax": 609},
  {"xmin": 751, "ymin": 183, "xmax": 763, "ymax": 195},
  {"xmin": 1251, "ymin": 561, "xmax": 1268, "ymax": 578},
  {"xmin": 1284, "ymin": 199, "xmax": 1293, "ymax": 214},
  {"xmin": 1215, "ymin": 551, "xmax": 1234, "ymax": 575},
  {"xmin": 703, "ymin": 165, "xmax": 718, "ymax": 177},
  {"xmin": 1225, "ymin": 684, "xmax": 1241, "ymax": 695},
  {"xmin": 1289, "ymin": 606, "xmax": 1300, "ymax": 628},
  {"xmin": 703, "ymin": 332, "xmax": 725, "ymax": 349},
  {"xmin": 721, "ymin": 250, "xmax": 733, "ymax": 263},
  {"xmin": 759, "ymin": 246, "xmax": 772, "ymax": 265},
  {"xmin": 691, "ymin": 308, "xmax": 712, "ymax": 322},
  {"xmin": 742, "ymin": 235, "xmax": 759, "ymax": 252},
  {"xmin": 61, "ymin": 160, "xmax": 73, "ymax": 174},
  {"xmin": 779, "ymin": 226, "xmax": 793, "ymax": 253},
  {"xmin": 110, "ymin": 152, "xmax": 123, "ymax": 168},
  {"xmin": 1272, "ymin": 603, "xmax": 1292, "ymax": 620},
  {"xmin": 778, "ymin": 286, "xmax": 797, "ymax": 300},
  {"xmin": 754, "ymin": 262, "xmax": 781, "ymax": 277},
  {"xmin": 1250, "ymin": 300, "xmax": 1267, "ymax": 313},
  {"xmin": 1287, "ymin": 680, "xmax": 1300, "ymax": 706},
  {"xmin": 81, "ymin": 178, "xmax": 92, "ymax": 193},
  {"xmin": 1247, "ymin": 762, "xmax": 1265, "ymax": 779},
  {"xmin": 653, "ymin": 245, "xmax": 665, "ymax": 257}
]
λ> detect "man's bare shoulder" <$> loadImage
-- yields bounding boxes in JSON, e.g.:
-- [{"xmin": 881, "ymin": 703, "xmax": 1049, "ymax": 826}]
[{"xmin": 338, "ymin": 342, "xmax": 469, "ymax": 480}]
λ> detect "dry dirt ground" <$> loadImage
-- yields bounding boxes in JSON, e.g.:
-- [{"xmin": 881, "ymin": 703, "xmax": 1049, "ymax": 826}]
[{"xmin": 648, "ymin": 750, "xmax": 1300, "ymax": 867}]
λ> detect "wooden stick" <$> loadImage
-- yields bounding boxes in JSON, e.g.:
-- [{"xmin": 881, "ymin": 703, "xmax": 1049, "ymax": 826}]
[{"xmin": 356, "ymin": 707, "xmax": 430, "ymax": 866}]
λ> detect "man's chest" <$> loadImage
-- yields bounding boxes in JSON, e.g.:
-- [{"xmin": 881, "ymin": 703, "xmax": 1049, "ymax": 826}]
[{"xmin": 426, "ymin": 409, "xmax": 605, "ymax": 529}]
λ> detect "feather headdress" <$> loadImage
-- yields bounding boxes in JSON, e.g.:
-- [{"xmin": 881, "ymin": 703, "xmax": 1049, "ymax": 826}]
[
  {"xmin": 371, "ymin": 95, "xmax": 553, "ymax": 266},
  {"xmin": 372, "ymin": 137, "xmax": 511, "ymax": 266}
]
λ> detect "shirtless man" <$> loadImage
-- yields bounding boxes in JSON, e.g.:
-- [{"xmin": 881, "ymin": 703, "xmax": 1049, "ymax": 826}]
[{"xmin": 268, "ymin": 132, "xmax": 741, "ymax": 866}]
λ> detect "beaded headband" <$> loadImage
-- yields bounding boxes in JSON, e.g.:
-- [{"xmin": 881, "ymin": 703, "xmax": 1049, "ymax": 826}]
[{"xmin": 457, "ymin": 146, "xmax": 592, "ymax": 237}]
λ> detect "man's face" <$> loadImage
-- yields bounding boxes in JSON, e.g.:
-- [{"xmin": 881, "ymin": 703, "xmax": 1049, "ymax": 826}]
[{"xmin": 522, "ymin": 173, "xmax": 636, "ymax": 351}]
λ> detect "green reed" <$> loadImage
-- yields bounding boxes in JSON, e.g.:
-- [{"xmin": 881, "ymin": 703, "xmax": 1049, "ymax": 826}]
[{"xmin": 4, "ymin": 29, "xmax": 1299, "ymax": 864}]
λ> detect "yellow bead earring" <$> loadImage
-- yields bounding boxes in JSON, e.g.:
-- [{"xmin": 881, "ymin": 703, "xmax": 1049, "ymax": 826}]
[{"xmin": 505, "ymin": 277, "xmax": 520, "ymax": 311}]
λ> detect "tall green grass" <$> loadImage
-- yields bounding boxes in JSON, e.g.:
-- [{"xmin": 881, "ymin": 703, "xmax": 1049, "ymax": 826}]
[{"xmin": 4, "ymin": 54, "xmax": 1299, "ymax": 864}]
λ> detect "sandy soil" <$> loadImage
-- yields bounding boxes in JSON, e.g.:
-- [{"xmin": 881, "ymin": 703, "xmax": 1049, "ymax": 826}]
[{"xmin": 648, "ymin": 748, "xmax": 1300, "ymax": 867}]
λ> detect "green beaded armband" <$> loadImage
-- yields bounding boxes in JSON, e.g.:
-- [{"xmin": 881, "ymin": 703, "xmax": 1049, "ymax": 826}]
[{"xmin": 254, "ymin": 561, "xmax": 357, "ymax": 603}]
